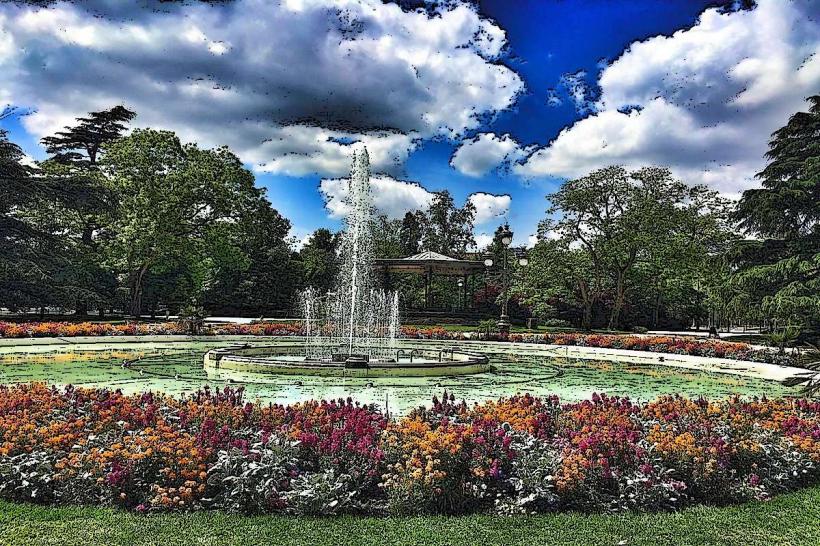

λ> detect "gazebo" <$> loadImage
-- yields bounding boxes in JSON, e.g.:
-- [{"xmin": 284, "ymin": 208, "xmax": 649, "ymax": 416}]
[{"xmin": 372, "ymin": 251, "xmax": 486, "ymax": 309}]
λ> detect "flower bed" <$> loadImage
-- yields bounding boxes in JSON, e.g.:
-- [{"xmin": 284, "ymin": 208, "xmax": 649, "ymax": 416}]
[
  {"xmin": 0, "ymin": 321, "xmax": 788, "ymax": 365},
  {"xmin": 0, "ymin": 384, "xmax": 818, "ymax": 515},
  {"xmin": 0, "ymin": 321, "xmax": 302, "ymax": 338}
]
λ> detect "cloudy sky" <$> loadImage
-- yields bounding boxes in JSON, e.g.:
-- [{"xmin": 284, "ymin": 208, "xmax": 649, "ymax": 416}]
[{"xmin": 1, "ymin": 0, "xmax": 818, "ymax": 248}]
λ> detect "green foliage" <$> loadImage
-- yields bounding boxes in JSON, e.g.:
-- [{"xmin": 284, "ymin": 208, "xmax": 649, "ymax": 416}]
[
  {"xmin": 0, "ymin": 128, "xmax": 98, "ymax": 311},
  {"xmin": 420, "ymin": 190, "xmax": 476, "ymax": 256},
  {"xmin": 732, "ymin": 95, "xmax": 820, "ymax": 331},
  {"xmin": 766, "ymin": 324, "xmax": 801, "ymax": 355},
  {"xmin": 41, "ymin": 106, "xmax": 136, "ymax": 167},
  {"xmin": 534, "ymin": 166, "xmax": 733, "ymax": 330},
  {"xmin": 783, "ymin": 344, "xmax": 820, "ymax": 397},
  {"xmin": 478, "ymin": 319, "xmax": 497, "ymax": 337},
  {"xmin": 371, "ymin": 214, "xmax": 403, "ymax": 259},
  {"xmin": 299, "ymin": 228, "xmax": 339, "ymax": 294},
  {"xmin": 399, "ymin": 211, "xmax": 423, "ymax": 255},
  {"xmin": 103, "ymin": 129, "xmax": 265, "ymax": 316}
]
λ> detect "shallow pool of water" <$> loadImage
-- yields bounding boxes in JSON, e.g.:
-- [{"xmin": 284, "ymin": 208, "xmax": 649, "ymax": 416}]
[{"xmin": 0, "ymin": 339, "xmax": 795, "ymax": 415}]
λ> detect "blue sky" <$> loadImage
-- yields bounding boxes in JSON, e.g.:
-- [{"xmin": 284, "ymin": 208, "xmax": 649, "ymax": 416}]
[
  {"xmin": 2, "ymin": 0, "xmax": 818, "ymax": 248},
  {"xmin": 220, "ymin": 0, "xmax": 716, "ymax": 244}
]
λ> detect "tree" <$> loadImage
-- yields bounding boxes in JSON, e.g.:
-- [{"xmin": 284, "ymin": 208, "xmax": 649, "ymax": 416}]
[
  {"xmin": 299, "ymin": 228, "xmax": 340, "ymax": 295},
  {"xmin": 0, "ymin": 128, "xmax": 43, "ymax": 309},
  {"xmin": 204, "ymin": 198, "xmax": 300, "ymax": 316},
  {"xmin": 372, "ymin": 214, "xmax": 403, "ymax": 259},
  {"xmin": 421, "ymin": 190, "xmax": 476, "ymax": 256},
  {"xmin": 399, "ymin": 211, "xmax": 423, "ymax": 256},
  {"xmin": 0, "ymin": 128, "xmax": 91, "ymax": 312},
  {"xmin": 732, "ymin": 95, "xmax": 820, "ymax": 334},
  {"xmin": 35, "ymin": 106, "xmax": 135, "ymax": 314},
  {"xmin": 546, "ymin": 166, "xmax": 732, "ymax": 329},
  {"xmin": 103, "ymin": 129, "xmax": 263, "ymax": 316},
  {"xmin": 521, "ymin": 235, "xmax": 608, "ymax": 330},
  {"xmin": 41, "ymin": 106, "xmax": 136, "ymax": 167},
  {"xmin": 636, "ymin": 185, "xmax": 735, "ymax": 328}
]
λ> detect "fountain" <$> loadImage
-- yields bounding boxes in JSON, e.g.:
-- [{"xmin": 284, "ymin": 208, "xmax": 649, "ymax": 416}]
[
  {"xmin": 203, "ymin": 147, "xmax": 489, "ymax": 377},
  {"xmin": 301, "ymin": 148, "xmax": 401, "ymax": 363}
]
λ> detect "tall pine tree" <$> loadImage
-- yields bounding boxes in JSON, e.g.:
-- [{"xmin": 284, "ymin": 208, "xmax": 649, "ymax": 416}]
[
  {"xmin": 37, "ymin": 106, "xmax": 136, "ymax": 314},
  {"xmin": 733, "ymin": 95, "xmax": 820, "ymax": 332}
]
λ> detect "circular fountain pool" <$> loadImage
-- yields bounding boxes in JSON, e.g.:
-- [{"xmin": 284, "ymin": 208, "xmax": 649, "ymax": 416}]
[
  {"xmin": 203, "ymin": 344, "xmax": 491, "ymax": 377},
  {"xmin": 0, "ymin": 338, "xmax": 799, "ymax": 415}
]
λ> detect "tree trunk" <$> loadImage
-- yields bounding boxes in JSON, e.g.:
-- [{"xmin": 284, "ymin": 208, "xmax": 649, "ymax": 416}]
[
  {"xmin": 75, "ymin": 220, "xmax": 95, "ymax": 317},
  {"xmin": 578, "ymin": 279, "xmax": 593, "ymax": 331},
  {"xmin": 129, "ymin": 263, "xmax": 150, "ymax": 318},
  {"xmin": 582, "ymin": 303, "xmax": 593, "ymax": 331},
  {"xmin": 652, "ymin": 290, "xmax": 662, "ymax": 329},
  {"xmin": 608, "ymin": 272, "xmax": 626, "ymax": 330}
]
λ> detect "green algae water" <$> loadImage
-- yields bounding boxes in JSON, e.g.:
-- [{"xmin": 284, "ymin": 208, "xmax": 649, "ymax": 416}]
[{"xmin": 0, "ymin": 339, "xmax": 795, "ymax": 415}]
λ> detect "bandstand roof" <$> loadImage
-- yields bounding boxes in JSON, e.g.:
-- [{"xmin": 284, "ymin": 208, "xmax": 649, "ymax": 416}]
[{"xmin": 373, "ymin": 251, "xmax": 485, "ymax": 276}]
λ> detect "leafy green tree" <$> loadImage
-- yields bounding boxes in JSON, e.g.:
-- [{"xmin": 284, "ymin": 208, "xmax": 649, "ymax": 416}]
[
  {"xmin": 0, "ymin": 127, "xmax": 43, "ymax": 310},
  {"xmin": 204, "ymin": 198, "xmax": 300, "ymax": 315},
  {"xmin": 371, "ymin": 214, "xmax": 403, "ymax": 259},
  {"xmin": 399, "ymin": 211, "xmax": 423, "ymax": 256},
  {"xmin": 299, "ymin": 228, "xmax": 339, "ymax": 295},
  {"xmin": 635, "ymin": 185, "xmax": 735, "ymax": 328},
  {"xmin": 41, "ymin": 106, "xmax": 136, "ymax": 167},
  {"xmin": 518, "ymin": 236, "xmax": 607, "ymax": 330},
  {"xmin": 733, "ymin": 95, "xmax": 820, "ymax": 334},
  {"xmin": 0, "ymin": 126, "xmax": 89, "ymax": 311},
  {"xmin": 421, "ymin": 190, "xmax": 476, "ymax": 256},
  {"xmin": 546, "ymin": 166, "xmax": 732, "ymax": 329},
  {"xmin": 103, "ymin": 129, "xmax": 262, "ymax": 316}
]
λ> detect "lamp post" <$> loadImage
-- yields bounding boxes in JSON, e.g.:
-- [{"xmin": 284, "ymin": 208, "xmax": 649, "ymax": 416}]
[{"xmin": 498, "ymin": 223, "xmax": 514, "ymax": 336}]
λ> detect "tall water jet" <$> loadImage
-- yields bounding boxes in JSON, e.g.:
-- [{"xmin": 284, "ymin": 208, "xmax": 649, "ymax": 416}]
[{"xmin": 302, "ymin": 147, "xmax": 402, "ymax": 361}]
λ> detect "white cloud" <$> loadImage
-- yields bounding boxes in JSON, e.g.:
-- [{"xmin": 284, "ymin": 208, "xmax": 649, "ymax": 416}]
[
  {"xmin": 288, "ymin": 226, "xmax": 313, "ymax": 252},
  {"xmin": 468, "ymin": 192, "xmax": 511, "ymax": 225},
  {"xmin": 250, "ymin": 127, "xmax": 420, "ymax": 177},
  {"xmin": 516, "ymin": 0, "xmax": 820, "ymax": 195},
  {"xmin": 450, "ymin": 133, "xmax": 528, "ymax": 177},
  {"xmin": 558, "ymin": 70, "xmax": 598, "ymax": 115},
  {"xmin": 321, "ymin": 176, "xmax": 511, "ymax": 226},
  {"xmin": 0, "ymin": 0, "xmax": 523, "ymax": 177},
  {"xmin": 474, "ymin": 232, "xmax": 494, "ymax": 250},
  {"xmin": 19, "ymin": 153, "xmax": 38, "ymax": 168},
  {"xmin": 320, "ymin": 175, "xmax": 435, "ymax": 219}
]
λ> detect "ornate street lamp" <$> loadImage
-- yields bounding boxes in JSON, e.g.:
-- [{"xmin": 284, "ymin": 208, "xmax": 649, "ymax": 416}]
[{"xmin": 498, "ymin": 223, "xmax": 514, "ymax": 336}]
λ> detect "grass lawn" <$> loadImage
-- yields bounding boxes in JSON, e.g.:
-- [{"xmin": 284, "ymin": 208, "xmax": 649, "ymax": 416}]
[{"xmin": 1, "ymin": 487, "xmax": 819, "ymax": 546}]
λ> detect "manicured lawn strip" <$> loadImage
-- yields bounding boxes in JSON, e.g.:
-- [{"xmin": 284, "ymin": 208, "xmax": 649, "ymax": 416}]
[{"xmin": 1, "ymin": 487, "xmax": 819, "ymax": 546}]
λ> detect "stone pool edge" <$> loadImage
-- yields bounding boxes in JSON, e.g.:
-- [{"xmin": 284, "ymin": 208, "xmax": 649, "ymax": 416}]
[{"xmin": 0, "ymin": 335, "xmax": 808, "ymax": 384}]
